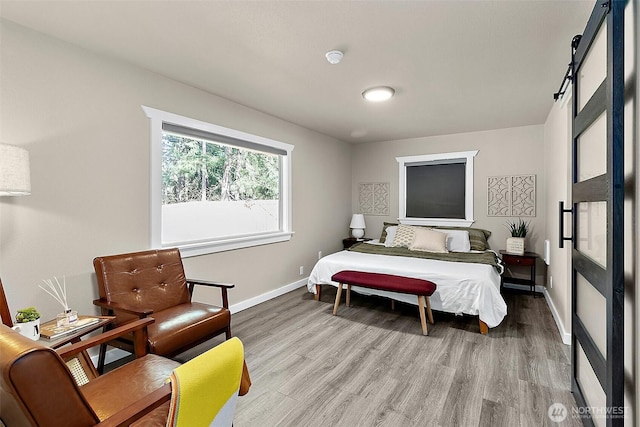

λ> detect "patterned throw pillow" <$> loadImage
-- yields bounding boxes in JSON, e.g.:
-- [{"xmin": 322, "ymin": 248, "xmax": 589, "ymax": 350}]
[{"xmin": 390, "ymin": 224, "xmax": 416, "ymax": 248}]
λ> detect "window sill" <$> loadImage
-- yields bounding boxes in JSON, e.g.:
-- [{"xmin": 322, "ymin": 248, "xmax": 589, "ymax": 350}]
[{"xmin": 165, "ymin": 231, "xmax": 293, "ymax": 258}]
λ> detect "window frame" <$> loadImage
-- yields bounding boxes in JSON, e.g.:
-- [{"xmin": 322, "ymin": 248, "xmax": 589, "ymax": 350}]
[
  {"xmin": 396, "ymin": 150, "xmax": 478, "ymax": 227},
  {"xmin": 143, "ymin": 106, "xmax": 294, "ymax": 257}
]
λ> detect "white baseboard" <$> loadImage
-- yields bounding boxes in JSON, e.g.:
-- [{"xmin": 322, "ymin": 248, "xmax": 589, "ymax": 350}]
[
  {"xmin": 542, "ymin": 288, "xmax": 572, "ymax": 345},
  {"xmin": 95, "ymin": 277, "xmax": 310, "ymax": 366},
  {"xmin": 229, "ymin": 277, "xmax": 308, "ymax": 314},
  {"xmin": 502, "ymin": 283, "xmax": 571, "ymax": 345}
]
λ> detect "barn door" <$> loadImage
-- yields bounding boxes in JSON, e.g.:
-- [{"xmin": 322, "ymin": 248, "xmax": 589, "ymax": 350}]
[{"xmin": 568, "ymin": 0, "xmax": 624, "ymax": 426}]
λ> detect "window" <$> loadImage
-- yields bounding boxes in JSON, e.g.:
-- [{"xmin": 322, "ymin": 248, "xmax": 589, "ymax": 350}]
[
  {"xmin": 143, "ymin": 106, "xmax": 294, "ymax": 257},
  {"xmin": 396, "ymin": 150, "xmax": 478, "ymax": 227}
]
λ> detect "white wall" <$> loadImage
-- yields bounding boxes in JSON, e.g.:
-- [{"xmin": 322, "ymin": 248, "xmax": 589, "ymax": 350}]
[
  {"xmin": 351, "ymin": 125, "xmax": 546, "ymax": 256},
  {"xmin": 542, "ymin": 93, "xmax": 572, "ymax": 343},
  {"xmin": 0, "ymin": 20, "xmax": 352, "ymax": 322}
]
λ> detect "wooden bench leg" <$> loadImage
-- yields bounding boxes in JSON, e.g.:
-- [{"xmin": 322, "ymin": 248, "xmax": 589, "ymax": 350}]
[
  {"xmin": 418, "ymin": 296, "xmax": 428, "ymax": 335},
  {"xmin": 425, "ymin": 296, "xmax": 434, "ymax": 324},
  {"xmin": 332, "ymin": 284, "xmax": 343, "ymax": 315},
  {"xmin": 479, "ymin": 319, "xmax": 489, "ymax": 334},
  {"xmin": 346, "ymin": 284, "xmax": 351, "ymax": 307}
]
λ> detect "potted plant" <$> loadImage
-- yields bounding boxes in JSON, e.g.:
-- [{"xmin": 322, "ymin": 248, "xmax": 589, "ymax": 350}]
[
  {"xmin": 505, "ymin": 218, "xmax": 530, "ymax": 255},
  {"xmin": 14, "ymin": 306, "xmax": 41, "ymax": 340}
]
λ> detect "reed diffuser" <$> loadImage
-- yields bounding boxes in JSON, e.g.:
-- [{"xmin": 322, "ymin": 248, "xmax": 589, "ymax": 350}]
[{"xmin": 39, "ymin": 276, "xmax": 78, "ymax": 326}]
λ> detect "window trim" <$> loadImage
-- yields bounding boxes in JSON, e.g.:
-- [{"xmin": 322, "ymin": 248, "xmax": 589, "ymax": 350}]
[
  {"xmin": 143, "ymin": 106, "xmax": 294, "ymax": 257},
  {"xmin": 396, "ymin": 150, "xmax": 478, "ymax": 227}
]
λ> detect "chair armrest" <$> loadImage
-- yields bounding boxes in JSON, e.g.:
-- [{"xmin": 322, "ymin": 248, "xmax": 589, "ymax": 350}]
[
  {"xmin": 93, "ymin": 298, "xmax": 153, "ymax": 317},
  {"xmin": 56, "ymin": 318, "xmax": 154, "ymax": 359},
  {"xmin": 95, "ymin": 383, "xmax": 172, "ymax": 427},
  {"xmin": 187, "ymin": 279, "xmax": 235, "ymax": 289},
  {"xmin": 187, "ymin": 279, "xmax": 234, "ymax": 310}
]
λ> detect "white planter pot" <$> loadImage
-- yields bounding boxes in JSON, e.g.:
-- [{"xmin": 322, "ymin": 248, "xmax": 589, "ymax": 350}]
[
  {"xmin": 506, "ymin": 237, "xmax": 525, "ymax": 255},
  {"xmin": 12, "ymin": 318, "xmax": 41, "ymax": 341}
]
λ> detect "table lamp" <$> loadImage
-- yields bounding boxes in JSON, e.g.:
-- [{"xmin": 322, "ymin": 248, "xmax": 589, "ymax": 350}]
[{"xmin": 350, "ymin": 214, "xmax": 366, "ymax": 239}]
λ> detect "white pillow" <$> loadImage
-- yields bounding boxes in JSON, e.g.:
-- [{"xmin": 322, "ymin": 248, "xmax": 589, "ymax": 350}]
[
  {"xmin": 444, "ymin": 230, "xmax": 471, "ymax": 252},
  {"xmin": 408, "ymin": 227, "xmax": 449, "ymax": 253},
  {"xmin": 383, "ymin": 226, "xmax": 398, "ymax": 247}
]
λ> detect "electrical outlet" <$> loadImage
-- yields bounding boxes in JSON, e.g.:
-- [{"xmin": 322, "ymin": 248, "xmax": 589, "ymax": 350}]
[
  {"xmin": 318, "ymin": 251, "xmax": 323, "ymax": 260},
  {"xmin": 299, "ymin": 266, "xmax": 304, "ymax": 276}
]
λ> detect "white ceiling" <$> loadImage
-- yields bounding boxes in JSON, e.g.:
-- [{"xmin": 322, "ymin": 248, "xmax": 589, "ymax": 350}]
[{"xmin": 0, "ymin": 0, "xmax": 593, "ymax": 143}]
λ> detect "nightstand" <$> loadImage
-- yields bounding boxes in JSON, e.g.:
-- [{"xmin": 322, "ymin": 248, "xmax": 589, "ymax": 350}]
[
  {"xmin": 499, "ymin": 250, "xmax": 539, "ymax": 297},
  {"xmin": 343, "ymin": 237, "xmax": 371, "ymax": 249}
]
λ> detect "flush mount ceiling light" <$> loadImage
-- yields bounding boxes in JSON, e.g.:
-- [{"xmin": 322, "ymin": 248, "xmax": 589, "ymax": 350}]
[
  {"xmin": 325, "ymin": 50, "xmax": 343, "ymax": 65},
  {"xmin": 362, "ymin": 86, "xmax": 395, "ymax": 102}
]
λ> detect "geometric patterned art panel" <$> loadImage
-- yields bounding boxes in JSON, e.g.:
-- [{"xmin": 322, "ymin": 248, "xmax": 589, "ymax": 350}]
[
  {"xmin": 487, "ymin": 174, "xmax": 536, "ymax": 217},
  {"xmin": 359, "ymin": 182, "xmax": 390, "ymax": 215},
  {"xmin": 510, "ymin": 175, "xmax": 536, "ymax": 216}
]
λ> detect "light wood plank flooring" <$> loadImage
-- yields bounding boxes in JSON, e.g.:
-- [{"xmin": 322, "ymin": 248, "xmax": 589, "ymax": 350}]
[{"xmin": 175, "ymin": 286, "xmax": 581, "ymax": 427}]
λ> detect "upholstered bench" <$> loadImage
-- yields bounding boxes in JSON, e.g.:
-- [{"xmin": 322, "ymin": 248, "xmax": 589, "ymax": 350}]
[{"xmin": 331, "ymin": 270, "xmax": 437, "ymax": 335}]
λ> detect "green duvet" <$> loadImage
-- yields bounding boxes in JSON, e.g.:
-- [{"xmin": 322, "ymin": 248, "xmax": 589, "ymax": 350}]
[{"xmin": 348, "ymin": 243, "xmax": 502, "ymax": 272}]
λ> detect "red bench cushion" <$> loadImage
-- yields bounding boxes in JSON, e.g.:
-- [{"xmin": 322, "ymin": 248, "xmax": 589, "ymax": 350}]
[{"xmin": 331, "ymin": 270, "xmax": 436, "ymax": 296}]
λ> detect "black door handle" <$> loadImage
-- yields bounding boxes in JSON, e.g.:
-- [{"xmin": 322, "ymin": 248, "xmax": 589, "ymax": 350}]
[{"xmin": 559, "ymin": 201, "xmax": 573, "ymax": 248}]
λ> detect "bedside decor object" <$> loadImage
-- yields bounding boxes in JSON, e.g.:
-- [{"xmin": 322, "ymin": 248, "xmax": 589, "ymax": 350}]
[
  {"xmin": 13, "ymin": 307, "xmax": 41, "ymax": 340},
  {"xmin": 39, "ymin": 276, "xmax": 78, "ymax": 326},
  {"xmin": 349, "ymin": 214, "xmax": 366, "ymax": 239},
  {"xmin": 505, "ymin": 218, "xmax": 530, "ymax": 255}
]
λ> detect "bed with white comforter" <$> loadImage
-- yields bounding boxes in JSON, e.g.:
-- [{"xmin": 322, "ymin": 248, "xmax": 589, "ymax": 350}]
[{"xmin": 307, "ymin": 241, "xmax": 507, "ymax": 329}]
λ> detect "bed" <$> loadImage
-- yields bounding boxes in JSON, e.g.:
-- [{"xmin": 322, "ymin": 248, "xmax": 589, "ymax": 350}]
[{"xmin": 307, "ymin": 225, "xmax": 507, "ymax": 334}]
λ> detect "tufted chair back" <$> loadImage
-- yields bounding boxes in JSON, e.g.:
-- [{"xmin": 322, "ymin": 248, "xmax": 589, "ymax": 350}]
[
  {"xmin": 93, "ymin": 248, "xmax": 191, "ymax": 326},
  {"xmin": 92, "ymin": 247, "xmax": 234, "ymax": 374}
]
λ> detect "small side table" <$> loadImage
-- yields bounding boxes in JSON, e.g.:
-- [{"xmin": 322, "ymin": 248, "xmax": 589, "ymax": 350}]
[
  {"xmin": 40, "ymin": 315, "xmax": 114, "ymax": 349},
  {"xmin": 499, "ymin": 250, "xmax": 539, "ymax": 297},
  {"xmin": 39, "ymin": 315, "xmax": 115, "ymax": 384},
  {"xmin": 343, "ymin": 237, "xmax": 372, "ymax": 249}
]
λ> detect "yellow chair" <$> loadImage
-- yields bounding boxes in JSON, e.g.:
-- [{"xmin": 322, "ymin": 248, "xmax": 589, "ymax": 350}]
[{"xmin": 167, "ymin": 337, "xmax": 245, "ymax": 427}]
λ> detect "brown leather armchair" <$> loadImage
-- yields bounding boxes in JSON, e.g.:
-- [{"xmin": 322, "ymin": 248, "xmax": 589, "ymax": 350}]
[
  {"xmin": 93, "ymin": 248, "xmax": 233, "ymax": 373},
  {"xmin": 0, "ymin": 319, "xmax": 179, "ymax": 427}
]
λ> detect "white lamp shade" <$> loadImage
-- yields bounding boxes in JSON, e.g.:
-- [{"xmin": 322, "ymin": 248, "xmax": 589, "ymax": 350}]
[
  {"xmin": 349, "ymin": 214, "xmax": 366, "ymax": 229},
  {"xmin": 0, "ymin": 144, "xmax": 31, "ymax": 196},
  {"xmin": 350, "ymin": 214, "xmax": 366, "ymax": 238}
]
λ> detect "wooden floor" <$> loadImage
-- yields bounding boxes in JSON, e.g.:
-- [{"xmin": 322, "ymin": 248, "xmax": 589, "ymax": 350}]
[{"xmin": 173, "ymin": 286, "xmax": 581, "ymax": 427}]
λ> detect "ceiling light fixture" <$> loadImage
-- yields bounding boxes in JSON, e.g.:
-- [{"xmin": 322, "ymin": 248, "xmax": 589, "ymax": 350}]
[
  {"xmin": 325, "ymin": 50, "xmax": 343, "ymax": 65},
  {"xmin": 362, "ymin": 86, "xmax": 395, "ymax": 102}
]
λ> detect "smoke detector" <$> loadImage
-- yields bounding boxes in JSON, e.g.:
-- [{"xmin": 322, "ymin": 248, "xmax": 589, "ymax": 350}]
[{"xmin": 325, "ymin": 50, "xmax": 344, "ymax": 65}]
